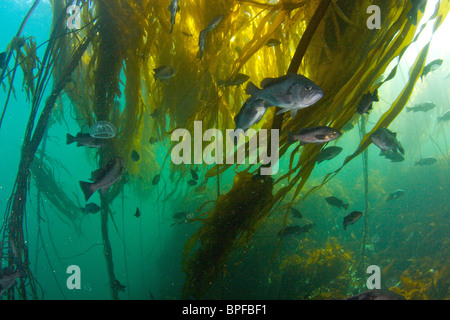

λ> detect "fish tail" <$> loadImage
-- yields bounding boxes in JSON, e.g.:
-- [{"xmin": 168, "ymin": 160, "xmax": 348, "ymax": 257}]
[
  {"xmin": 79, "ymin": 181, "xmax": 95, "ymax": 202},
  {"xmin": 286, "ymin": 130, "xmax": 296, "ymax": 143},
  {"xmin": 406, "ymin": 107, "xmax": 412, "ymax": 112},
  {"xmin": 245, "ymin": 82, "xmax": 259, "ymax": 97},
  {"xmin": 66, "ymin": 133, "xmax": 75, "ymax": 145},
  {"xmin": 397, "ymin": 143, "xmax": 405, "ymax": 155}
]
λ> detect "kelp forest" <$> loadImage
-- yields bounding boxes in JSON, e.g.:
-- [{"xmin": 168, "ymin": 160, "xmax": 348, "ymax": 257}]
[{"xmin": 0, "ymin": 0, "xmax": 449, "ymax": 300}]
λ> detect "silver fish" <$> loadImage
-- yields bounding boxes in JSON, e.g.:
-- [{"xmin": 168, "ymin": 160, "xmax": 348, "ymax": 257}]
[
  {"xmin": 153, "ymin": 65, "xmax": 175, "ymax": 81},
  {"xmin": 168, "ymin": 0, "xmax": 180, "ymax": 34},
  {"xmin": 370, "ymin": 128, "xmax": 404, "ymax": 155},
  {"xmin": 245, "ymin": 73, "xmax": 323, "ymax": 118},
  {"xmin": 205, "ymin": 14, "xmax": 224, "ymax": 33},
  {"xmin": 287, "ymin": 126, "xmax": 341, "ymax": 145},
  {"xmin": 66, "ymin": 132, "xmax": 109, "ymax": 148},
  {"xmin": 234, "ymin": 99, "xmax": 268, "ymax": 132},
  {"xmin": 79, "ymin": 157, "xmax": 125, "ymax": 201}
]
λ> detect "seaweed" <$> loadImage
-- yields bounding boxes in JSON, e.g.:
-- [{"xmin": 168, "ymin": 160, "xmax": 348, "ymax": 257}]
[{"xmin": 182, "ymin": 171, "xmax": 273, "ymax": 299}]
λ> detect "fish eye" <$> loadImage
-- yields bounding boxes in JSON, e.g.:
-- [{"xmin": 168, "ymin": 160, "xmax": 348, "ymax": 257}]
[{"xmin": 305, "ymin": 85, "xmax": 312, "ymax": 91}]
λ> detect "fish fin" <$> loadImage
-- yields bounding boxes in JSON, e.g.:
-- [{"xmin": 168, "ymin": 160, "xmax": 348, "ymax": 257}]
[
  {"xmin": 275, "ymin": 108, "xmax": 290, "ymax": 116},
  {"xmin": 397, "ymin": 143, "xmax": 405, "ymax": 155},
  {"xmin": 290, "ymin": 109, "xmax": 298, "ymax": 119},
  {"xmin": 344, "ymin": 203, "xmax": 349, "ymax": 210},
  {"xmin": 286, "ymin": 130, "xmax": 296, "ymax": 144},
  {"xmin": 245, "ymin": 82, "xmax": 259, "ymax": 97},
  {"xmin": 66, "ymin": 133, "xmax": 75, "ymax": 145},
  {"xmin": 76, "ymin": 142, "xmax": 83, "ymax": 147},
  {"xmin": 260, "ymin": 77, "xmax": 277, "ymax": 88},
  {"xmin": 79, "ymin": 181, "xmax": 95, "ymax": 202}
]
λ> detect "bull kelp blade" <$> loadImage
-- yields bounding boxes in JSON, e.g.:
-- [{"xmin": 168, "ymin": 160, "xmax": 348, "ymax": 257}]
[
  {"xmin": 306, "ymin": 41, "xmax": 431, "ymax": 196},
  {"xmin": 346, "ymin": 42, "xmax": 430, "ymax": 165}
]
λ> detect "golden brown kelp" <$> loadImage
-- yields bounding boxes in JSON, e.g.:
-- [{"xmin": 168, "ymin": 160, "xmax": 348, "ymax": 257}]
[
  {"xmin": 182, "ymin": 172, "xmax": 273, "ymax": 298},
  {"xmin": 278, "ymin": 238, "xmax": 355, "ymax": 299}
]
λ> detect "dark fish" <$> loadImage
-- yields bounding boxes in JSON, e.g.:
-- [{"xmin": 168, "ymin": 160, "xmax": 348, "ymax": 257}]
[
  {"xmin": 134, "ymin": 207, "xmax": 141, "ymax": 218},
  {"xmin": 287, "ymin": 126, "xmax": 341, "ymax": 145},
  {"xmin": 343, "ymin": 211, "xmax": 363, "ymax": 230},
  {"xmin": 0, "ymin": 51, "xmax": 7, "ymax": 69},
  {"xmin": 357, "ymin": 89, "xmax": 378, "ymax": 115},
  {"xmin": 149, "ymin": 136, "xmax": 157, "ymax": 144},
  {"xmin": 234, "ymin": 99, "xmax": 268, "ymax": 132},
  {"xmin": 153, "ymin": 65, "xmax": 175, "ymax": 81},
  {"xmin": 342, "ymin": 122, "xmax": 355, "ymax": 132},
  {"xmin": 370, "ymin": 128, "xmax": 404, "ymax": 155},
  {"xmin": 168, "ymin": 0, "xmax": 180, "ymax": 34},
  {"xmin": 173, "ymin": 211, "xmax": 188, "ymax": 220},
  {"xmin": 265, "ymin": 38, "xmax": 281, "ymax": 47},
  {"xmin": 66, "ymin": 132, "xmax": 108, "ymax": 148},
  {"xmin": 438, "ymin": 110, "xmax": 450, "ymax": 122},
  {"xmin": 82, "ymin": 203, "xmax": 101, "ymax": 214},
  {"xmin": 346, "ymin": 290, "xmax": 406, "ymax": 300},
  {"xmin": 290, "ymin": 207, "xmax": 303, "ymax": 219},
  {"xmin": 325, "ymin": 196, "xmax": 349, "ymax": 210},
  {"xmin": 406, "ymin": 102, "xmax": 435, "ymax": 112},
  {"xmin": 245, "ymin": 73, "xmax": 324, "ymax": 118},
  {"xmin": 277, "ymin": 223, "xmax": 314, "ymax": 237},
  {"xmin": 387, "ymin": 189, "xmax": 405, "ymax": 201},
  {"xmin": 188, "ymin": 179, "xmax": 197, "ymax": 186},
  {"xmin": 79, "ymin": 157, "xmax": 125, "ymax": 201},
  {"xmin": 421, "ymin": 59, "xmax": 443, "ymax": 80},
  {"xmin": 190, "ymin": 169, "xmax": 198, "ymax": 180},
  {"xmin": 218, "ymin": 73, "xmax": 250, "ymax": 87},
  {"xmin": 415, "ymin": 156, "xmax": 437, "ymax": 166},
  {"xmin": 316, "ymin": 146, "xmax": 343, "ymax": 163},
  {"xmin": 152, "ymin": 174, "xmax": 161, "ymax": 185},
  {"xmin": 407, "ymin": 0, "xmax": 427, "ymax": 26},
  {"xmin": 380, "ymin": 149, "xmax": 405, "ymax": 162},
  {"xmin": 198, "ymin": 15, "xmax": 224, "ymax": 60},
  {"xmin": 131, "ymin": 150, "xmax": 140, "ymax": 162},
  {"xmin": 198, "ymin": 29, "xmax": 207, "ymax": 60}
]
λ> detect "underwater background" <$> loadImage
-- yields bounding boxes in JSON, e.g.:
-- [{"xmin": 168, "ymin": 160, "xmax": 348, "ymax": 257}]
[{"xmin": 0, "ymin": 0, "xmax": 448, "ymax": 300}]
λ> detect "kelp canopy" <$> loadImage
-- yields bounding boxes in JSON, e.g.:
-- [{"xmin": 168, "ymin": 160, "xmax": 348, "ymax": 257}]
[{"xmin": 1, "ymin": 0, "xmax": 449, "ymax": 299}]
